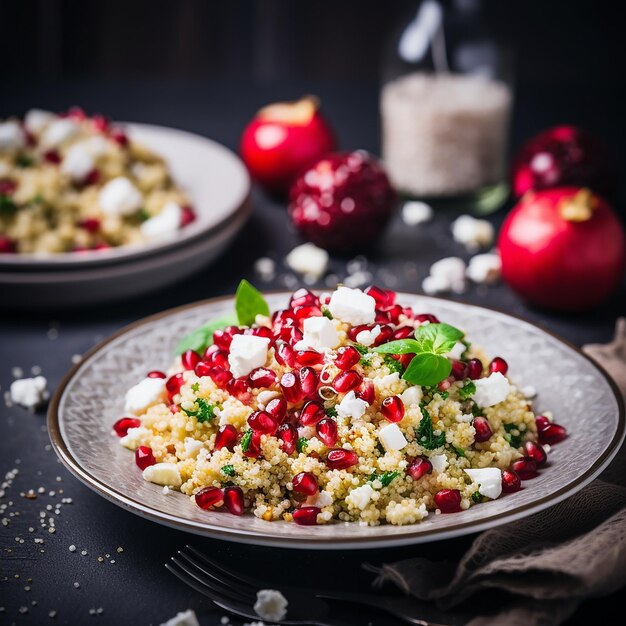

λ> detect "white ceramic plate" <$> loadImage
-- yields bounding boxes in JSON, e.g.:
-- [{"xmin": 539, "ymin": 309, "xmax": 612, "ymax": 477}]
[
  {"xmin": 1, "ymin": 123, "xmax": 250, "ymax": 270},
  {"xmin": 49, "ymin": 293, "xmax": 624, "ymax": 549}
]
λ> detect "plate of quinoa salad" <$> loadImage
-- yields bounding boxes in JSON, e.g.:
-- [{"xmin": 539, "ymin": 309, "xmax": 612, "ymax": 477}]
[{"xmin": 49, "ymin": 284, "xmax": 624, "ymax": 548}]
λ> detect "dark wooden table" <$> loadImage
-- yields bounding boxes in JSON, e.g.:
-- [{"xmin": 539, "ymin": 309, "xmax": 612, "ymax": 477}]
[{"xmin": 1, "ymin": 79, "xmax": 624, "ymax": 625}]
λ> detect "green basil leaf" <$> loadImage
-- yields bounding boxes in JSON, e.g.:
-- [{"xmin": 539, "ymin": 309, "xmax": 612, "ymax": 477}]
[
  {"xmin": 175, "ymin": 314, "xmax": 237, "ymax": 355},
  {"xmin": 413, "ymin": 323, "xmax": 464, "ymax": 355},
  {"xmin": 372, "ymin": 339, "xmax": 422, "ymax": 354},
  {"xmin": 235, "ymin": 279, "xmax": 270, "ymax": 327},
  {"xmin": 402, "ymin": 353, "xmax": 452, "ymax": 387}
]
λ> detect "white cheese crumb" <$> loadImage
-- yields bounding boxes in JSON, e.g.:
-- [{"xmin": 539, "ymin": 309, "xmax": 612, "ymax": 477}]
[
  {"xmin": 422, "ymin": 257, "xmax": 466, "ymax": 295},
  {"xmin": 140, "ymin": 202, "xmax": 183, "ymax": 241},
  {"xmin": 159, "ymin": 609, "xmax": 200, "ymax": 626},
  {"xmin": 120, "ymin": 426, "xmax": 149, "ymax": 450},
  {"xmin": 40, "ymin": 118, "xmax": 78, "ymax": 149},
  {"xmin": 401, "ymin": 200, "xmax": 433, "ymax": 226},
  {"xmin": 336, "ymin": 391, "xmax": 369, "ymax": 420},
  {"xmin": 378, "ymin": 423, "xmax": 408, "ymax": 451},
  {"xmin": 305, "ymin": 490, "xmax": 333, "ymax": 508},
  {"xmin": 355, "ymin": 324, "xmax": 381, "ymax": 347},
  {"xmin": 98, "ymin": 177, "xmax": 143, "ymax": 216},
  {"xmin": 466, "ymin": 253, "xmax": 501, "ymax": 284},
  {"xmin": 346, "ymin": 483, "xmax": 374, "ymax": 510},
  {"xmin": 377, "ymin": 372, "xmax": 400, "ymax": 386},
  {"xmin": 254, "ymin": 257, "xmax": 276, "ymax": 281},
  {"xmin": 24, "ymin": 109, "xmax": 55, "ymax": 135},
  {"xmin": 451, "ymin": 215, "xmax": 495, "ymax": 251},
  {"xmin": 142, "ymin": 463, "xmax": 182, "ymax": 487},
  {"xmin": 521, "ymin": 385, "xmax": 537, "ymax": 399},
  {"xmin": 183, "ymin": 438, "xmax": 203, "ymax": 458},
  {"xmin": 61, "ymin": 144, "xmax": 95, "ymax": 182},
  {"xmin": 285, "ymin": 243, "xmax": 329, "ymax": 280},
  {"xmin": 400, "ymin": 385, "xmax": 422, "ymax": 407},
  {"xmin": 69, "ymin": 545, "xmax": 76, "ymax": 552},
  {"xmin": 465, "ymin": 467, "xmax": 502, "ymax": 500},
  {"xmin": 228, "ymin": 334, "xmax": 270, "ymax": 378},
  {"xmin": 124, "ymin": 377, "xmax": 165, "ymax": 414},
  {"xmin": 0, "ymin": 120, "xmax": 26, "ymax": 152},
  {"xmin": 328, "ymin": 286, "xmax": 376, "ymax": 325},
  {"xmin": 254, "ymin": 589, "xmax": 288, "ymax": 622},
  {"xmin": 472, "ymin": 372, "xmax": 511, "ymax": 407},
  {"xmin": 9, "ymin": 377, "xmax": 47, "ymax": 409},
  {"xmin": 302, "ymin": 316, "xmax": 339, "ymax": 349},
  {"xmin": 430, "ymin": 454, "xmax": 448, "ymax": 473}
]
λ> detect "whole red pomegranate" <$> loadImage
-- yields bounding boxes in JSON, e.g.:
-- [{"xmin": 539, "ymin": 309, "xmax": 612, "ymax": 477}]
[
  {"xmin": 498, "ymin": 187, "xmax": 625, "ymax": 311},
  {"xmin": 289, "ymin": 151, "xmax": 396, "ymax": 251},
  {"xmin": 511, "ymin": 125, "xmax": 616, "ymax": 199},
  {"xmin": 240, "ymin": 96, "xmax": 336, "ymax": 195}
]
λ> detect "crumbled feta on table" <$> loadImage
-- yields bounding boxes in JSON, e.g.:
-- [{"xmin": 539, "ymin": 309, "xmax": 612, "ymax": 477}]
[
  {"xmin": 422, "ymin": 257, "xmax": 466, "ymax": 295},
  {"xmin": 9, "ymin": 376, "xmax": 48, "ymax": 409},
  {"xmin": 451, "ymin": 214, "xmax": 495, "ymax": 251},
  {"xmin": 328, "ymin": 287, "xmax": 376, "ymax": 325},
  {"xmin": 254, "ymin": 589, "xmax": 288, "ymax": 622},
  {"xmin": 466, "ymin": 253, "xmax": 501, "ymax": 284},
  {"xmin": 159, "ymin": 609, "xmax": 200, "ymax": 626},
  {"xmin": 228, "ymin": 334, "xmax": 270, "ymax": 378},
  {"xmin": 401, "ymin": 200, "xmax": 433, "ymax": 226},
  {"xmin": 285, "ymin": 242, "xmax": 329, "ymax": 280}
]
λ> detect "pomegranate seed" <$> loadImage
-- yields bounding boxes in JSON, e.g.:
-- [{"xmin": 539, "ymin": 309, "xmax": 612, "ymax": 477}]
[
  {"xmin": 300, "ymin": 401, "xmax": 325, "ymax": 426},
  {"xmin": 407, "ymin": 456, "xmax": 433, "ymax": 480},
  {"xmin": 467, "ymin": 358, "xmax": 483, "ymax": 380},
  {"xmin": 246, "ymin": 326, "xmax": 273, "ymax": 340},
  {"xmin": 226, "ymin": 378, "xmax": 251, "ymax": 403},
  {"xmin": 292, "ymin": 472, "xmax": 318, "ymax": 496},
  {"xmin": 135, "ymin": 446, "xmax": 156, "ymax": 470},
  {"xmin": 489, "ymin": 357, "xmax": 508, "ymax": 375},
  {"xmin": 356, "ymin": 380, "xmax": 375, "ymax": 405},
  {"xmin": 335, "ymin": 346, "xmax": 361, "ymax": 370},
  {"xmin": 111, "ymin": 130, "xmax": 129, "ymax": 147},
  {"xmin": 415, "ymin": 313, "xmax": 439, "ymax": 324},
  {"xmin": 213, "ymin": 326, "xmax": 242, "ymax": 351},
  {"xmin": 78, "ymin": 217, "xmax": 100, "ymax": 232},
  {"xmin": 375, "ymin": 310, "xmax": 391, "ymax": 324},
  {"xmin": 215, "ymin": 425, "xmax": 238, "ymax": 451},
  {"xmin": 523, "ymin": 440, "xmax": 547, "ymax": 466},
  {"xmin": 194, "ymin": 361, "xmax": 212, "ymax": 377},
  {"xmin": 293, "ymin": 506, "xmax": 320, "ymax": 525},
  {"xmin": 326, "ymin": 448, "xmax": 359, "ymax": 470},
  {"xmin": 372, "ymin": 325, "xmax": 394, "ymax": 347},
  {"xmin": 450, "ymin": 360, "xmax": 468, "ymax": 380},
  {"xmin": 293, "ymin": 305, "xmax": 322, "ymax": 321},
  {"xmin": 280, "ymin": 372, "xmax": 303, "ymax": 403},
  {"xmin": 44, "ymin": 149, "xmax": 61, "ymax": 164},
  {"xmin": 332, "ymin": 370, "xmax": 362, "ymax": 393},
  {"xmin": 242, "ymin": 430, "xmax": 262, "ymax": 458},
  {"xmin": 83, "ymin": 168, "xmax": 100, "ymax": 186},
  {"xmin": 266, "ymin": 397, "xmax": 287, "ymax": 423},
  {"xmin": 248, "ymin": 410, "xmax": 279, "ymax": 435},
  {"xmin": 472, "ymin": 416, "xmax": 493, "ymax": 442},
  {"xmin": 393, "ymin": 353, "xmax": 415, "ymax": 369},
  {"xmin": 381, "ymin": 396, "xmax": 405, "ymax": 423},
  {"xmin": 0, "ymin": 236, "xmax": 17, "ymax": 253},
  {"xmin": 93, "ymin": 242, "xmax": 110, "ymax": 251},
  {"xmin": 0, "ymin": 179, "xmax": 17, "ymax": 195},
  {"xmin": 195, "ymin": 486, "xmax": 224, "ymax": 510},
  {"xmin": 299, "ymin": 367, "xmax": 319, "ymax": 400},
  {"xmin": 113, "ymin": 417, "xmax": 140, "ymax": 437},
  {"xmin": 274, "ymin": 342, "xmax": 295, "ymax": 368},
  {"xmin": 67, "ymin": 106, "xmax": 87, "ymax": 120},
  {"xmin": 277, "ymin": 423, "xmax": 298, "ymax": 454},
  {"xmin": 208, "ymin": 367, "xmax": 233, "ymax": 389},
  {"xmin": 166, "ymin": 373, "xmax": 185, "ymax": 400},
  {"xmin": 206, "ymin": 349, "xmax": 229, "ymax": 369},
  {"xmin": 511, "ymin": 456, "xmax": 538, "ymax": 480},
  {"xmin": 92, "ymin": 114, "xmax": 109, "ymax": 132},
  {"xmin": 535, "ymin": 415, "xmax": 551, "ymax": 431},
  {"xmin": 290, "ymin": 288, "xmax": 320, "ymax": 309},
  {"xmin": 402, "ymin": 306, "xmax": 415, "ymax": 320},
  {"xmin": 316, "ymin": 418, "xmax": 338, "ymax": 447},
  {"xmin": 147, "ymin": 370, "xmax": 166, "ymax": 379},
  {"xmin": 290, "ymin": 327, "xmax": 304, "ymax": 344},
  {"xmin": 538, "ymin": 423, "xmax": 567, "ymax": 445},
  {"xmin": 272, "ymin": 311, "xmax": 297, "ymax": 341},
  {"xmin": 248, "ymin": 367, "xmax": 277, "ymax": 389},
  {"xmin": 181, "ymin": 349, "xmax": 201, "ymax": 370},
  {"xmin": 180, "ymin": 205, "xmax": 196, "ymax": 226},
  {"xmin": 438, "ymin": 379, "xmax": 451, "ymax": 391},
  {"xmin": 385, "ymin": 304, "xmax": 404, "ymax": 325},
  {"xmin": 393, "ymin": 326, "xmax": 414, "ymax": 340},
  {"xmin": 224, "ymin": 486, "xmax": 244, "ymax": 515},
  {"xmin": 434, "ymin": 489, "xmax": 462, "ymax": 513},
  {"xmin": 295, "ymin": 349, "xmax": 324, "ymax": 366},
  {"xmin": 365, "ymin": 285, "xmax": 396, "ymax": 308},
  {"xmin": 501, "ymin": 469, "xmax": 522, "ymax": 493},
  {"xmin": 347, "ymin": 324, "xmax": 370, "ymax": 341}
]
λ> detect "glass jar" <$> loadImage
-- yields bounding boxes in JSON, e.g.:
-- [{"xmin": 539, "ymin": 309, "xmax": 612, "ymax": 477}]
[{"xmin": 381, "ymin": 0, "xmax": 513, "ymax": 213}]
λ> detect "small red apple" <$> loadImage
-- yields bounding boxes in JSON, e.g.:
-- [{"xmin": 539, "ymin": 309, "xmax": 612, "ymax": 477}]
[{"xmin": 240, "ymin": 96, "xmax": 337, "ymax": 195}]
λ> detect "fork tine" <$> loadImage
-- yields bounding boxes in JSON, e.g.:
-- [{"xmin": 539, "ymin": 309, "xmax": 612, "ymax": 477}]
[
  {"xmin": 185, "ymin": 545, "xmax": 262, "ymax": 592},
  {"xmin": 177, "ymin": 549, "xmax": 257, "ymax": 601}
]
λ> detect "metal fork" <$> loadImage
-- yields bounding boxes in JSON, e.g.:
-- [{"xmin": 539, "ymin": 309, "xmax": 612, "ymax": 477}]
[{"xmin": 166, "ymin": 545, "xmax": 451, "ymax": 626}]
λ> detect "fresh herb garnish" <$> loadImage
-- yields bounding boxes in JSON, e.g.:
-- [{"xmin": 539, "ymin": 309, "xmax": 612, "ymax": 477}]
[
  {"xmin": 373, "ymin": 323, "xmax": 465, "ymax": 387},
  {"xmin": 472, "ymin": 490, "xmax": 483, "ymax": 503},
  {"xmin": 415, "ymin": 407, "xmax": 446, "ymax": 450},
  {"xmin": 31, "ymin": 193, "xmax": 44, "ymax": 204},
  {"xmin": 221, "ymin": 464, "xmax": 236, "ymax": 477},
  {"xmin": 296, "ymin": 437, "xmax": 309, "ymax": 453},
  {"xmin": 452, "ymin": 445, "xmax": 466, "ymax": 457},
  {"xmin": 191, "ymin": 382, "xmax": 200, "ymax": 393},
  {"xmin": 185, "ymin": 398, "xmax": 216, "ymax": 423},
  {"xmin": 438, "ymin": 391, "xmax": 449, "ymax": 400},
  {"xmin": 369, "ymin": 470, "xmax": 401, "ymax": 487},
  {"xmin": 504, "ymin": 423, "xmax": 523, "ymax": 449},
  {"xmin": 376, "ymin": 442, "xmax": 386, "ymax": 455},
  {"xmin": 353, "ymin": 344, "xmax": 369, "ymax": 355},
  {"xmin": 137, "ymin": 208, "xmax": 151, "ymax": 222},
  {"xmin": 240, "ymin": 429, "xmax": 253, "ymax": 452},
  {"xmin": 16, "ymin": 154, "xmax": 34, "ymax": 168},
  {"xmin": 175, "ymin": 313, "xmax": 238, "ymax": 355},
  {"xmin": 384, "ymin": 355, "xmax": 404, "ymax": 375},
  {"xmin": 325, "ymin": 406, "xmax": 338, "ymax": 418},
  {"xmin": 235, "ymin": 279, "xmax": 270, "ymax": 326},
  {"xmin": 471, "ymin": 402, "xmax": 483, "ymax": 417},
  {"xmin": 322, "ymin": 308, "xmax": 333, "ymax": 319},
  {"xmin": 459, "ymin": 381, "xmax": 476, "ymax": 400},
  {"xmin": 0, "ymin": 195, "xmax": 18, "ymax": 215}
]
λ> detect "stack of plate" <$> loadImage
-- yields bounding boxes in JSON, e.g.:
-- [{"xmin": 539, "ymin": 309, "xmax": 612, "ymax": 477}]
[{"xmin": 0, "ymin": 124, "xmax": 250, "ymax": 309}]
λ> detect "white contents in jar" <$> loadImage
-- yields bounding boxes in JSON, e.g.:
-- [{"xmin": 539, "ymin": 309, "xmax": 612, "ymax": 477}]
[{"xmin": 381, "ymin": 72, "xmax": 512, "ymax": 196}]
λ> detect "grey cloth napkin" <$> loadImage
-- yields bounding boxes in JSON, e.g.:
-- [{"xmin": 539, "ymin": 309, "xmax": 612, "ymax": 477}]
[{"xmin": 374, "ymin": 318, "xmax": 626, "ymax": 626}]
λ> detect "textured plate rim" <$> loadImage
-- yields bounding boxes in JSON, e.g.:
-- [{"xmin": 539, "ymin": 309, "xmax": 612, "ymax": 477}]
[{"xmin": 47, "ymin": 294, "xmax": 625, "ymax": 549}]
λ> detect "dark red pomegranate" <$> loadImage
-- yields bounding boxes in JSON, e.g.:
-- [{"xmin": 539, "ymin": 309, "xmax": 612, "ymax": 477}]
[
  {"xmin": 326, "ymin": 448, "xmax": 358, "ymax": 470},
  {"xmin": 381, "ymin": 396, "xmax": 405, "ymax": 423},
  {"xmin": 293, "ymin": 506, "xmax": 320, "ymax": 525},
  {"xmin": 135, "ymin": 446, "xmax": 156, "ymax": 470},
  {"xmin": 332, "ymin": 370, "xmax": 362, "ymax": 393},
  {"xmin": 511, "ymin": 456, "xmax": 538, "ymax": 480},
  {"xmin": 538, "ymin": 422, "xmax": 568, "ymax": 445},
  {"xmin": 195, "ymin": 486, "xmax": 224, "ymax": 510},
  {"xmin": 266, "ymin": 397, "xmax": 287, "ymax": 423},
  {"xmin": 299, "ymin": 401, "xmax": 325, "ymax": 426},
  {"xmin": 523, "ymin": 440, "xmax": 547, "ymax": 466},
  {"xmin": 113, "ymin": 417, "xmax": 141, "ymax": 437},
  {"xmin": 215, "ymin": 425, "xmax": 238, "ymax": 451},
  {"xmin": 180, "ymin": 206, "xmax": 196, "ymax": 227},
  {"xmin": 277, "ymin": 423, "xmax": 298, "ymax": 455},
  {"xmin": 289, "ymin": 150, "xmax": 396, "ymax": 251},
  {"xmin": 292, "ymin": 472, "xmax": 318, "ymax": 496},
  {"xmin": 472, "ymin": 416, "xmax": 493, "ymax": 443},
  {"xmin": 290, "ymin": 288, "xmax": 320, "ymax": 309},
  {"xmin": 147, "ymin": 370, "xmax": 166, "ymax": 379},
  {"xmin": 335, "ymin": 346, "xmax": 361, "ymax": 371},
  {"xmin": 434, "ymin": 489, "xmax": 462, "ymax": 513},
  {"xmin": 181, "ymin": 350, "xmax": 202, "ymax": 371},
  {"xmin": 0, "ymin": 236, "xmax": 17, "ymax": 253},
  {"xmin": 299, "ymin": 367, "xmax": 319, "ymax": 400},
  {"xmin": 248, "ymin": 410, "xmax": 279, "ymax": 435},
  {"xmin": 365, "ymin": 285, "xmax": 396, "ymax": 308},
  {"xmin": 224, "ymin": 486, "xmax": 244, "ymax": 516},
  {"xmin": 316, "ymin": 418, "xmax": 338, "ymax": 447},
  {"xmin": 466, "ymin": 359, "xmax": 483, "ymax": 380},
  {"xmin": 248, "ymin": 367, "xmax": 277, "ymax": 389},
  {"xmin": 501, "ymin": 469, "xmax": 522, "ymax": 493},
  {"xmin": 489, "ymin": 357, "xmax": 508, "ymax": 375},
  {"xmin": 407, "ymin": 456, "xmax": 433, "ymax": 481}
]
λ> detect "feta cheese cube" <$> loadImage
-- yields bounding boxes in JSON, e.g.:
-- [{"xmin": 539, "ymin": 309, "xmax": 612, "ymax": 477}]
[
  {"xmin": 465, "ymin": 467, "xmax": 502, "ymax": 500},
  {"xmin": 401, "ymin": 200, "xmax": 433, "ymax": 226},
  {"xmin": 0, "ymin": 120, "xmax": 26, "ymax": 152},
  {"xmin": 228, "ymin": 334, "xmax": 270, "ymax": 378},
  {"xmin": 159, "ymin": 609, "xmax": 200, "ymax": 626},
  {"xmin": 142, "ymin": 462, "xmax": 182, "ymax": 487},
  {"xmin": 98, "ymin": 177, "xmax": 143, "ymax": 216},
  {"xmin": 61, "ymin": 144, "xmax": 95, "ymax": 182},
  {"xmin": 430, "ymin": 454, "xmax": 448, "ymax": 473},
  {"xmin": 24, "ymin": 109, "xmax": 55, "ymax": 135},
  {"xmin": 328, "ymin": 287, "xmax": 376, "ymax": 325},
  {"xmin": 336, "ymin": 391, "xmax": 369, "ymax": 420},
  {"xmin": 120, "ymin": 426, "xmax": 149, "ymax": 450},
  {"xmin": 124, "ymin": 377, "xmax": 165, "ymax": 414},
  {"xmin": 378, "ymin": 372, "xmax": 400, "ymax": 386},
  {"xmin": 254, "ymin": 589, "xmax": 288, "ymax": 622},
  {"xmin": 302, "ymin": 316, "xmax": 339, "ymax": 349},
  {"xmin": 285, "ymin": 243, "xmax": 329, "ymax": 280},
  {"xmin": 40, "ymin": 118, "xmax": 79, "ymax": 148},
  {"xmin": 356, "ymin": 324, "xmax": 381, "ymax": 347},
  {"xmin": 451, "ymin": 215, "xmax": 495, "ymax": 251},
  {"xmin": 472, "ymin": 372, "xmax": 511, "ymax": 407},
  {"xmin": 400, "ymin": 385, "xmax": 422, "ymax": 407},
  {"xmin": 305, "ymin": 490, "xmax": 333, "ymax": 508},
  {"xmin": 9, "ymin": 376, "xmax": 47, "ymax": 409},
  {"xmin": 378, "ymin": 423, "xmax": 408, "ymax": 452},
  {"xmin": 445, "ymin": 341, "xmax": 466, "ymax": 360},
  {"xmin": 183, "ymin": 438, "xmax": 203, "ymax": 458},
  {"xmin": 346, "ymin": 483, "xmax": 374, "ymax": 510},
  {"xmin": 466, "ymin": 253, "xmax": 501, "ymax": 284},
  {"xmin": 140, "ymin": 202, "xmax": 183, "ymax": 241}
]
